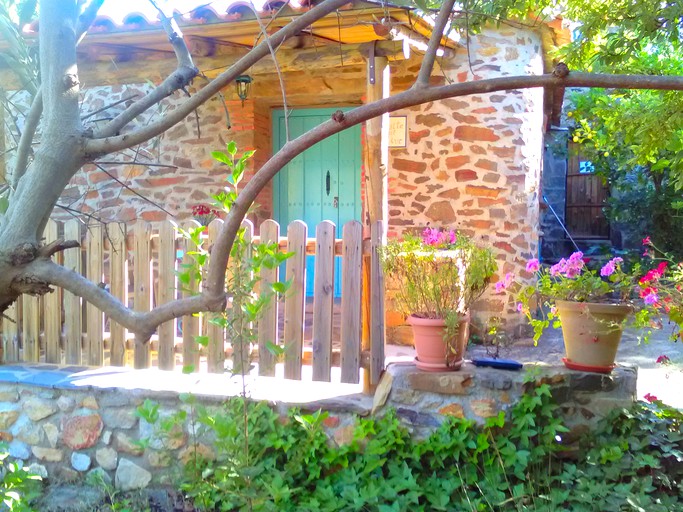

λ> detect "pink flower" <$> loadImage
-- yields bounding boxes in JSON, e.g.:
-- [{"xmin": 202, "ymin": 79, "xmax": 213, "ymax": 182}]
[
  {"xmin": 600, "ymin": 257, "xmax": 623, "ymax": 277},
  {"xmin": 550, "ymin": 305, "xmax": 557, "ymax": 315},
  {"xmin": 516, "ymin": 302, "xmax": 523, "ymax": 312},
  {"xmin": 422, "ymin": 228, "xmax": 439, "ymax": 246},
  {"xmin": 656, "ymin": 355, "xmax": 670, "ymax": 364},
  {"xmin": 642, "ymin": 236, "xmax": 652, "ymax": 246},
  {"xmin": 550, "ymin": 259, "xmax": 566, "ymax": 276},
  {"xmin": 643, "ymin": 393, "xmax": 658, "ymax": 403},
  {"xmin": 526, "ymin": 258, "xmax": 540, "ymax": 272},
  {"xmin": 643, "ymin": 290, "xmax": 659, "ymax": 305},
  {"xmin": 565, "ymin": 267, "xmax": 581, "ymax": 278},
  {"xmin": 494, "ymin": 272, "xmax": 513, "ymax": 293}
]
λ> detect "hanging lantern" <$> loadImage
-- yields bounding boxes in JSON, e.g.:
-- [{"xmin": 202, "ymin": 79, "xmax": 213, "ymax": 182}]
[{"xmin": 235, "ymin": 75, "xmax": 252, "ymax": 106}]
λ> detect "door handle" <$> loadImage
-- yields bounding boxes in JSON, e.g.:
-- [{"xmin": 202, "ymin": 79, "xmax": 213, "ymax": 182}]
[{"xmin": 326, "ymin": 170, "xmax": 331, "ymax": 196}]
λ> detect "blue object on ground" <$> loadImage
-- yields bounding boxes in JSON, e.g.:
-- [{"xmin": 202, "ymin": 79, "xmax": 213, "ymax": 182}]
[{"xmin": 471, "ymin": 358, "xmax": 523, "ymax": 370}]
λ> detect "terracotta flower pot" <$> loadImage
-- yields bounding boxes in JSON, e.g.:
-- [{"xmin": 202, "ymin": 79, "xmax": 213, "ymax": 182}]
[
  {"xmin": 408, "ymin": 312, "xmax": 470, "ymax": 372},
  {"xmin": 556, "ymin": 300, "xmax": 632, "ymax": 373}
]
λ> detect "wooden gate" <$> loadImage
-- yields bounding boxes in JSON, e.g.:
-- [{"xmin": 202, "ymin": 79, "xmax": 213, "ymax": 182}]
[{"xmin": 566, "ymin": 142, "xmax": 609, "ymax": 239}]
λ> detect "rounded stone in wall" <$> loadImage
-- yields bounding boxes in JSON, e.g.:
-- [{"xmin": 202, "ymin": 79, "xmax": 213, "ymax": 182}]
[{"xmin": 61, "ymin": 411, "xmax": 103, "ymax": 450}]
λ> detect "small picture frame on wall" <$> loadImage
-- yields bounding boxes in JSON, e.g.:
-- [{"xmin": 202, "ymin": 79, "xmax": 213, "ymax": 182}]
[{"xmin": 388, "ymin": 116, "xmax": 407, "ymax": 148}]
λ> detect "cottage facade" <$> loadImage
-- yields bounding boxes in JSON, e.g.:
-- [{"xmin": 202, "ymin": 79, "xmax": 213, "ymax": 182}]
[{"xmin": 1, "ymin": 1, "xmax": 568, "ymax": 338}]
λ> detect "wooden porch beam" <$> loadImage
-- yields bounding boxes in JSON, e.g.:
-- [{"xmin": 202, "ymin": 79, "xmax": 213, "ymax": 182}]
[
  {"xmin": 364, "ymin": 55, "xmax": 389, "ymax": 228},
  {"xmin": 0, "ymin": 40, "xmax": 408, "ymax": 89}
]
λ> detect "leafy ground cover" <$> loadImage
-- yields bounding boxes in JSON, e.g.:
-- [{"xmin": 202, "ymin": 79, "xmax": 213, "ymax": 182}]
[{"xmin": 6, "ymin": 379, "xmax": 683, "ymax": 511}]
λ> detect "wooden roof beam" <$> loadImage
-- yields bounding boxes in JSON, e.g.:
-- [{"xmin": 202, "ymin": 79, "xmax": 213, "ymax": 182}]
[{"xmin": 0, "ymin": 40, "xmax": 409, "ymax": 89}]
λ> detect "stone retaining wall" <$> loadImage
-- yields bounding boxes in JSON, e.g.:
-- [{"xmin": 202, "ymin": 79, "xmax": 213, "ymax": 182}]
[{"xmin": 0, "ymin": 362, "xmax": 636, "ymax": 490}]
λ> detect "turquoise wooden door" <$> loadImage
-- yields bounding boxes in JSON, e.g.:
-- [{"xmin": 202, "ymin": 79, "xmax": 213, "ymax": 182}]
[{"xmin": 272, "ymin": 108, "xmax": 362, "ymax": 296}]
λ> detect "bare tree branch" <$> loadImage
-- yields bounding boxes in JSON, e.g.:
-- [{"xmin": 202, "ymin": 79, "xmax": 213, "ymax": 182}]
[
  {"xmin": 249, "ymin": 0, "xmax": 290, "ymax": 141},
  {"xmin": 203, "ymin": 70, "xmax": 683, "ymax": 298},
  {"xmin": 84, "ymin": 0, "xmax": 352, "ymax": 157},
  {"xmin": 11, "ymin": 89, "xmax": 42, "ymax": 187},
  {"xmin": 415, "ymin": 0, "xmax": 456, "ymax": 88},
  {"xmin": 29, "ymin": 257, "xmax": 217, "ymax": 340},
  {"xmin": 92, "ymin": 4, "xmax": 198, "ymax": 139},
  {"xmin": 93, "ymin": 163, "xmax": 175, "ymax": 217}
]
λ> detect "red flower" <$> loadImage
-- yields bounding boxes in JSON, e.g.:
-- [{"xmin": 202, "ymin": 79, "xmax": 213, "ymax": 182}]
[
  {"xmin": 643, "ymin": 393, "xmax": 658, "ymax": 403},
  {"xmin": 639, "ymin": 286, "xmax": 658, "ymax": 298},
  {"xmin": 642, "ymin": 236, "xmax": 652, "ymax": 246},
  {"xmin": 656, "ymin": 355, "xmax": 670, "ymax": 364}
]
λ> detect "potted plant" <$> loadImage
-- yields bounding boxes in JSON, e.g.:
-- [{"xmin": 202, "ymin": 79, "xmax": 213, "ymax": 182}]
[
  {"xmin": 515, "ymin": 250, "xmax": 662, "ymax": 373},
  {"xmin": 382, "ymin": 228, "xmax": 496, "ymax": 371}
]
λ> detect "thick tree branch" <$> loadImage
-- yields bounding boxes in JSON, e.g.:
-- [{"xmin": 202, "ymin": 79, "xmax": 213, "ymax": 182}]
[
  {"xmin": 415, "ymin": 0, "xmax": 456, "ymax": 88},
  {"xmin": 92, "ymin": 5, "xmax": 198, "ymax": 139},
  {"xmin": 204, "ymin": 70, "xmax": 683, "ymax": 297},
  {"xmin": 11, "ymin": 89, "xmax": 42, "ymax": 187},
  {"xmin": 83, "ymin": 0, "xmax": 352, "ymax": 157},
  {"xmin": 7, "ymin": 0, "xmax": 105, "ymax": 191},
  {"xmin": 29, "ymin": 258, "xmax": 218, "ymax": 341}
]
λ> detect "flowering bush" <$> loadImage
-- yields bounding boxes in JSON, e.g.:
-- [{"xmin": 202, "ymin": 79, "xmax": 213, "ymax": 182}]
[
  {"xmin": 633, "ymin": 237, "xmax": 683, "ymax": 340},
  {"xmin": 381, "ymin": 227, "xmax": 496, "ymax": 321},
  {"xmin": 191, "ymin": 204, "xmax": 222, "ymax": 225},
  {"xmin": 513, "ymin": 251, "xmax": 645, "ymax": 342},
  {"xmin": 513, "ymin": 238, "xmax": 683, "ymax": 343}
]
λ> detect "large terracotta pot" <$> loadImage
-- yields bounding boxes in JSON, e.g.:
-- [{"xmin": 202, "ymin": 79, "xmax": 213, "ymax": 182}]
[
  {"xmin": 556, "ymin": 300, "xmax": 632, "ymax": 373},
  {"xmin": 407, "ymin": 312, "xmax": 470, "ymax": 372}
]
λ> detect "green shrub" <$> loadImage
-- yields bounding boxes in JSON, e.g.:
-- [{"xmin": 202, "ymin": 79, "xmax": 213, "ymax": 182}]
[
  {"xmin": 168, "ymin": 386, "xmax": 683, "ymax": 512},
  {"xmin": 0, "ymin": 443, "xmax": 42, "ymax": 511}
]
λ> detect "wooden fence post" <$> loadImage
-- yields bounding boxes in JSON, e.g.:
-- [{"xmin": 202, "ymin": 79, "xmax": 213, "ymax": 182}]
[
  {"xmin": 206, "ymin": 219, "xmax": 225, "ymax": 374},
  {"xmin": 134, "ymin": 222, "xmax": 151, "ymax": 369},
  {"xmin": 86, "ymin": 222, "xmax": 104, "ymax": 366},
  {"xmin": 157, "ymin": 221, "xmax": 177, "ymax": 370},
  {"xmin": 369, "ymin": 221, "xmax": 386, "ymax": 387},
  {"xmin": 312, "ymin": 221, "xmax": 335, "ymax": 382},
  {"xmin": 340, "ymin": 221, "xmax": 363, "ymax": 384},
  {"xmin": 44, "ymin": 219, "xmax": 62, "ymax": 364},
  {"xmin": 63, "ymin": 219, "xmax": 82, "ymax": 365},
  {"xmin": 283, "ymin": 220, "xmax": 306, "ymax": 380},
  {"xmin": 181, "ymin": 221, "xmax": 201, "ymax": 372},
  {"xmin": 257, "ymin": 219, "xmax": 280, "ymax": 376},
  {"xmin": 109, "ymin": 223, "xmax": 127, "ymax": 366}
]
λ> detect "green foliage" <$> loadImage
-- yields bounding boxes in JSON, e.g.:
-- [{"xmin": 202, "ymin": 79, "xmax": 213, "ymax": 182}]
[
  {"xmin": 170, "ymin": 383, "xmax": 572, "ymax": 511},
  {"xmin": 85, "ymin": 470, "xmax": 152, "ymax": 512},
  {"xmin": 130, "ymin": 387, "xmax": 683, "ymax": 512},
  {"xmin": 568, "ymin": 49, "xmax": 683, "ymax": 257},
  {"xmin": 381, "ymin": 228, "xmax": 496, "ymax": 319},
  {"xmin": 176, "ymin": 142, "xmax": 291, "ymax": 375},
  {"xmin": 0, "ymin": 442, "xmax": 42, "ymax": 511},
  {"xmin": 559, "ymin": 1, "xmax": 683, "ymax": 71}
]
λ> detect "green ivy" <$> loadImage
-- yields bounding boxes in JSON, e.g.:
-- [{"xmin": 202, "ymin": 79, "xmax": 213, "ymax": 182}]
[{"xmin": 154, "ymin": 383, "xmax": 683, "ymax": 511}]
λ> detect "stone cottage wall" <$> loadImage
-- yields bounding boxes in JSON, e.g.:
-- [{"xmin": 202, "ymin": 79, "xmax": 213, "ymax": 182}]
[
  {"xmin": 386, "ymin": 26, "xmax": 545, "ymax": 339},
  {"xmin": 540, "ymin": 130, "xmax": 572, "ymax": 262},
  {"xmin": 55, "ymin": 85, "xmax": 270, "ymax": 226},
  {"xmin": 0, "ymin": 363, "xmax": 636, "ymax": 490}
]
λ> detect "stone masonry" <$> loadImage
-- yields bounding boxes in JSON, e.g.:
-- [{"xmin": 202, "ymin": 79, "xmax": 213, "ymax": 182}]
[
  {"xmin": 0, "ymin": 362, "xmax": 636, "ymax": 489},
  {"xmin": 386, "ymin": 26, "xmax": 545, "ymax": 339}
]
